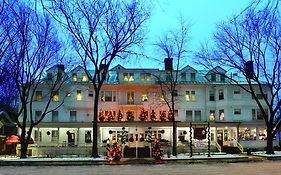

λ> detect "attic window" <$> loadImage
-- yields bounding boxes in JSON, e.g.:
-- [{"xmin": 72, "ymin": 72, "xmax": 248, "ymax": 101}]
[
  {"xmin": 190, "ymin": 73, "xmax": 195, "ymax": 81},
  {"xmin": 72, "ymin": 73, "xmax": 77, "ymax": 82},
  {"xmin": 220, "ymin": 75, "xmax": 225, "ymax": 82},
  {"xmin": 211, "ymin": 73, "xmax": 216, "ymax": 81},
  {"xmin": 82, "ymin": 73, "xmax": 87, "ymax": 82}
]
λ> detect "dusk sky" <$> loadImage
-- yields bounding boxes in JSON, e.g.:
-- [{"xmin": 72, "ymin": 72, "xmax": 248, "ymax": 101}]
[{"xmin": 124, "ymin": 0, "xmax": 253, "ymax": 68}]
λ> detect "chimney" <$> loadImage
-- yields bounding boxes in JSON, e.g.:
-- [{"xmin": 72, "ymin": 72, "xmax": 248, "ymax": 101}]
[
  {"xmin": 245, "ymin": 61, "xmax": 254, "ymax": 79},
  {"xmin": 164, "ymin": 58, "xmax": 173, "ymax": 71}
]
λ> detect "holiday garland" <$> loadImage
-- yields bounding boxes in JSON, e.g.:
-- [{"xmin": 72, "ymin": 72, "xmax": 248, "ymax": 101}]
[
  {"xmin": 106, "ymin": 111, "xmax": 114, "ymax": 121},
  {"xmin": 126, "ymin": 110, "xmax": 134, "ymax": 121},
  {"xmin": 150, "ymin": 110, "xmax": 157, "ymax": 121},
  {"xmin": 139, "ymin": 108, "xmax": 148, "ymax": 121},
  {"xmin": 159, "ymin": 111, "xmax": 167, "ymax": 121},
  {"xmin": 117, "ymin": 110, "xmax": 123, "ymax": 121},
  {"xmin": 98, "ymin": 111, "xmax": 105, "ymax": 122}
]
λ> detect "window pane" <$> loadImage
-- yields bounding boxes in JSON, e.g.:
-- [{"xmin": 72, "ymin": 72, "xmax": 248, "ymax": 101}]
[
  {"xmin": 77, "ymin": 90, "xmax": 82, "ymax": 101},
  {"xmin": 142, "ymin": 91, "xmax": 148, "ymax": 102},
  {"xmin": 36, "ymin": 91, "xmax": 42, "ymax": 101},
  {"xmin": 186, "ymin": 110, "xmax": 192, "ymax": 121},
  {"xmin": 209, "ymin": 90, "xmax": 215, "ymax": 101},
  {"xmin": 194, "ymin": 110, "xmax": 201, "ymax": 121},
  {"xmin": 146, "ymin": 73, "xmax": 151, "ymax": 81},
  {"xmin": 239, "ymin": 128, "xmax": 256, "ymax": 140}
]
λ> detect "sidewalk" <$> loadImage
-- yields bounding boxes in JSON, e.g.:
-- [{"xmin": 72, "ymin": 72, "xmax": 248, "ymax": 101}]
[{"xmin": 0, "ymin": 152, "xmax": 280, "ymax": 166}]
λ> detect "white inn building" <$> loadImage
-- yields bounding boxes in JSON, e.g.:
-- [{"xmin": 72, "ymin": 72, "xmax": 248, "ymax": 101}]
[{"xmin": 20, "ymin": 62, "xmax": 280, "ymax": 157}]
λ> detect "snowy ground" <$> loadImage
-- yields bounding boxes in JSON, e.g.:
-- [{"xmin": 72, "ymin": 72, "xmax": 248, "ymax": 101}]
[
  {"xmin": 1, "ymin": 151, "xmax": 281, "ymax": 162},
  {"xmin": 0, "ymin": 161, "xmax": 280, "ymax": 175}
]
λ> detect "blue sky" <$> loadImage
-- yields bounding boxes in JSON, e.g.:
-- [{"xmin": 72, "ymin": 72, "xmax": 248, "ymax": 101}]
[{"xmin": 122, "ymin": 0, "xmax": 253, "ymax": 68}]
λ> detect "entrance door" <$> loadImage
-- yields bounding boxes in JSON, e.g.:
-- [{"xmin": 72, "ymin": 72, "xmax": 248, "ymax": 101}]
[
  {"xmin": 217, "ymin": 129, "xmax": 223, "ymax": 147},
  {"xmin": 67, "ymin": 132, "xmax": 75, "ymax": 146}
]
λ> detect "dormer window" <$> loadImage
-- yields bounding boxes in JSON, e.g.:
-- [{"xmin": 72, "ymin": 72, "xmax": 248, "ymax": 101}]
[
  {"xmin": 220, "ymin": 74, "xmax": 225, "ymax": 82},
  {"xmin": 181, "ymin": 73, "xmax": 186, "ymax": 81},
  {"xmin": 211, "ymin": 73, "xmax": 216, "ymax": 82},
  {"xmin": 82, "ymin": 73, "xmax": 87, "ymax": 82},
  {"xmin": 123, "ymin": 73, "xmax": 134, "ymax": 81},
  {"xmin": 190, "ymin": 73, "xmax": 195, "ymax": 81},
  {"xmin": 140, "ymin": 73, "xmax": 151, "ymax": 81},
  {"xmin": 72, "ymin": 73, "xmax": 77, "ymax": 82}
]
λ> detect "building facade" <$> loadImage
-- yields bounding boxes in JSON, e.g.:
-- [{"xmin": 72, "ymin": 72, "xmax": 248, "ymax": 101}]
[{"xmin": 20, "ymin": 63, "xmax": 279, "ymax": 157}]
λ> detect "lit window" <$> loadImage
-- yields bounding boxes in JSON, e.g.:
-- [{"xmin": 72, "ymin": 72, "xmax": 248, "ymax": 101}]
[
  {"xmin": 129, "ymin": 73, "xmax": 134, "ymax": 81},
  {"xmin": 146, "ymin": 73, "xmax": 151, "ymax": 81},
  {"xmin": 72, "ymin": 73, "xmax": 77, "ymax": 82},
  {"xmin": 140, "ymin": 73, "xmax": 145, "ymax": 81},
  {"xmin": 141, "ymin": 91, "xmax": 148, "ymax": 102},
  {"xmin": 36, "ymin": 91, "xmax": 42, "ymax": 101},
  {"xmin": 123, "ymin": 73, "xmax": 129, "ymax": 81},
  {"xmin": 219, "ymin": 109, "xmax": 224, "ymax": 120},
  {"xmin": 100, "ymin": 91, "xmax": 116, "ymax": 102},
  {"xmin": 160, "ymin": 94, "xmax": 165, "ymax": 102},
  {"xmin": 210, "ymin": 110, "xmax": 215, "ymax": 121},
  {"xmin": 52, "ymin": 91, "xmax": 59, "ymax": 102},
  {"xmin": 186, "ymin": 90, "xmax": 196, "ymax": 102},
  {"xmin": 82, "ymin": 73, "xmax": 87, "ymax": 82},
  {"xmin": 239, "ymin": 128, "xmax": 256, "ymax": 141},
  {"xmin": 259, "ymin": 128, "xmax": 267, "ymax": 140},
  {"xmin": 127, "ymin": 91, "xmax": 134, "ymax": 104},
  {"xmin": 77, "ymin": 90, "xmax": 82, "ymax": 101}
]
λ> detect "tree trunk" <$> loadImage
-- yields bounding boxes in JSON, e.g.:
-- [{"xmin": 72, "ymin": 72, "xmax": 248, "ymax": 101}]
[
  {"xmin": 20, "ymin": 142, "xmax": 28, "ymax": 159},
  {"xmin": 265, "ymin": 128, "xmax": 275, "ymax": 154},
  {"xmin": 91, "ymin": 91, "xmax": 100, "ymax": 158},
  {"xmin": 172, "ymin": 118, "xmax": 177, "ymax": 156}
]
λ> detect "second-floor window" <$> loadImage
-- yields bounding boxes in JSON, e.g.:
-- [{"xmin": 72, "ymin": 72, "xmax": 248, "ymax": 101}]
[
  {"xmin": 194, "ymin": 110, "xmax": 201, "ymax": 121},
  {"xmin": 52, "ymin": 111, "xmax": 58, "ymax": 122},
  {"xmin": 218, "ymin": 89, "xmax": 224, "ymax": 100},
  {"xmin": 35, "ymin": 110, "xmax": 42, "ymax": 121},
  {"xmin": 186, "ymin": 110, "xmax": 192, "ymax": 121},
  {"xmin": 127, "ymin": 91, "xmax": 134, "ymax": 104},
  {"xmin": 123, "ymin": 73, "xmax": 134, "ymax": 81},
  {"xmin": 101, "ymin": 91, "xmax": 116, "ymax": 102},
  {"xmin": 140, "ymin": 73, "xmax": 151, "ymax": 81},
  {"xmin": 70, "ymin": 111, "xmax": 77, "ymax": 122},
  {"xmin": 186, "ymin": 90, "xmax": 196, "ymax": 102},
  {"xmin": 36, "ymin": 91, "xmax": 42, "ymax": 101},
  {"xmin": 209, "ymin": 90, "xmax": 215, "ymax": 101},
  {"xmin": 141, "ymin": 91, "xmax": 148, "ymax": 102},
  {"xmin": 252, "ymin": 109, "xmax": 268, "ymax": 120},
  {"xmin": 52, "ymin": 91, "xmax": 59, "ymax": 102},
  {"xmin": 77, "ymin": 90, "xmax": 82, "ymax": 101},
  {"xmin": 181, "ymin": 73, "xmax": 186, "ymax": 81},
  {"xmin": 234, "ymin": 109, "xmax": 241, "ymax": 115}
]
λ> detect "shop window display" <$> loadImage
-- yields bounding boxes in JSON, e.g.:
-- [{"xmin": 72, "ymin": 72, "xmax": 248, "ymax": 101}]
[{"xmin": 239, "ymin": 128, "xmax": 256, "ymax": 140}]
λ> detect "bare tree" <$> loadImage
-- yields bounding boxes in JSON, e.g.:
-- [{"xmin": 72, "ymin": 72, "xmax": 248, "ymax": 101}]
[
  {"xmin": 197, "ymin": 1, "xmax": 281, "ymax": 154},
  {"xmin": 2, "ymin": 2, "xmax": 67, "ymax": 158},
  {"xmin": 41, "ymin": 0, "xmax": 150, "ymax": 157},
  {"xmin": 155, "ymin": 17, "xmax": 190, "ymax": 156}
]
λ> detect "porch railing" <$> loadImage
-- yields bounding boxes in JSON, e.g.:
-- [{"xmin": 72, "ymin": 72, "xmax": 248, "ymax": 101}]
[
  {"xmin": 236, "ymin": 141, "xmax": 244, "ymax": 153},
  {"xmin": 215, "ymin": 141, "xmax": 222, "ymax": 152}
]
